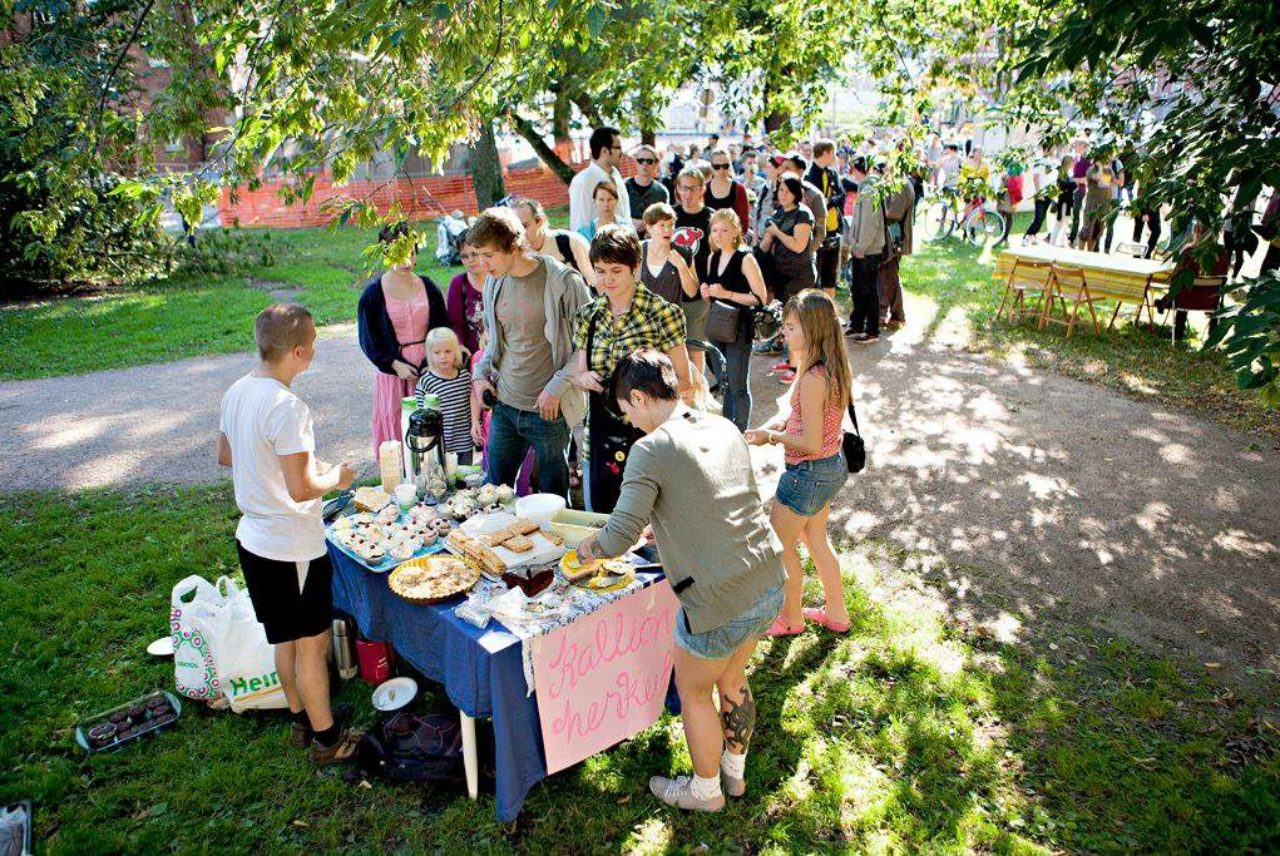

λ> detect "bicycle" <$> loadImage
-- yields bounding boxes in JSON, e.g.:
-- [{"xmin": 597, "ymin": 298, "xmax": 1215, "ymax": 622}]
[{"xmin": 921, "ymin": 187, "xmax": 1006, "ymax": 247}]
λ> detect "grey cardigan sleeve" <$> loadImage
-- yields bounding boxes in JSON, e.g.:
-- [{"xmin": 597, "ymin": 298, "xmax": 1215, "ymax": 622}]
[{"xmin": 595, "ymin": 441, "xmax": 661, "ymax": 557}]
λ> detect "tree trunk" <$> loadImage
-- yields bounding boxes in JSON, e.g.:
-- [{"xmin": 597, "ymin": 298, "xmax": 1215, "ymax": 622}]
[
  {"xmin": 572, "ymin": 93, "xmax": 602, "ymax": 127},
  {"xmin": 509, "ymin": 112, "xmax": 577, "ymax": 185},
  {"xmin": 552, "ymin": 90, "xmax": 571, "ymax": 145},
  {"xmin": 468, "ymin": 119, "xmax": 506, "ymax": 210},
  {"xmin": 637, "ymin": 89, "xmax": 657, "ymax": 146},
  {"xmin": 762, "ymin": 73, "xmax": 792, "ymax": 136}
]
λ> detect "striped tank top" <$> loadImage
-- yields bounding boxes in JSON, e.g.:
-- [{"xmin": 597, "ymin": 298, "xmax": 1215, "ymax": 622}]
[{"xmin": 784, "ymin": 365, "xmax": 844, "ymax": 464}]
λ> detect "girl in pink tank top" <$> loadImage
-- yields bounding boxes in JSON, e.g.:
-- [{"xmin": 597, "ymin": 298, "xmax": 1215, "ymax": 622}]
[{"xmin": 745, "ymin": 290, "xmax": 853, "ymax": 637}]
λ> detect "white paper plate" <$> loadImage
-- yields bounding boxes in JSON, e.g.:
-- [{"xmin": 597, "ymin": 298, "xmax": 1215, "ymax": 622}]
[
  {"xmin": 371, "ymin": 676, "xmax": 418, "ymax": 711},
  {"xmin": 147, "ymin": 636, "xmax": 175, "ymax": 657}
]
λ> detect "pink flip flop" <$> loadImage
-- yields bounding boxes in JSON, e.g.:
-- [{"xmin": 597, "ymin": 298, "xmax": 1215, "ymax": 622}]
[
  {"xmin": 764, "ymin": 615, "xmax": 804, "ymax": 637},
  {"xmin": 803, "ymin": 607, "xmax": 851, "ymax": 634}
]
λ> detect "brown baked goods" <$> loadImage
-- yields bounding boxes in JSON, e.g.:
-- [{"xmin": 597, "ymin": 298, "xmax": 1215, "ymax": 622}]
[
  {"xmin": 389, "ymin": 555, "xmax": 479, "ymax": 604},
  {"xmin": 541, "ymin": 530, "xmax": 565, "ymax": 547},
  {"xmin": 510, "ymin": 518, "xmax": 540, "ymax": 536},
  {"xmin": 448, "ymin": 529, "xmax": 505, "ymax": 574},
  {"xmin": 482, "ymin": 528, "xmax": 515, "ymax": 547},
  {"xmin": 503, "ymin": 534, "xmax": 534, "ymax": 553}
]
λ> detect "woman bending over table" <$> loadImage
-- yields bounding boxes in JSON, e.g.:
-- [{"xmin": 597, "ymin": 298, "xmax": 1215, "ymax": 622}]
[{"xmin": 577, "ymin": 349, "xmax": 785, "ymax": 812}]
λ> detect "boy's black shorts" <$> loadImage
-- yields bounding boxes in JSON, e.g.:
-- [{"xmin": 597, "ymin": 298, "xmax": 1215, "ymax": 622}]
[{"xmin": 236, "ymin": 542, "xmax": 333, "ymax": 644}]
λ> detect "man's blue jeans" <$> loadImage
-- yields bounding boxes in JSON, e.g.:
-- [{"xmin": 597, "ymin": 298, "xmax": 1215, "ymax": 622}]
[{"xmin": 484, "ymin": 401, "xmax": 570, "ymax": 499}]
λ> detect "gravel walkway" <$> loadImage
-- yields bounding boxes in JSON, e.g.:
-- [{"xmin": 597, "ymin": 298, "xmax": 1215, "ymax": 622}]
[{"xmin": 2, "ymin": 304, "xmax": 1276, "ymax": 682}]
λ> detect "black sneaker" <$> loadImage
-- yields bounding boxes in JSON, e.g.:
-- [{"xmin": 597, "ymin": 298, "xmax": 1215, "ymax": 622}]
[
  {"xmin": 852, "ymin": 333, "xmax": 880, "ymax": 344},
  {"xmin": 291, "ymin": 702, "xmax": 354, "ymax": 749}
]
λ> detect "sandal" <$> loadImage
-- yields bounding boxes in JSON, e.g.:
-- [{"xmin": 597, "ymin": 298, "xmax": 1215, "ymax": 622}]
[
  {"xmin": 764, "ymin": 615, "xmax": 804, "ymax": 637},
  {"xmin": 310, "ymin": 727, "xmax": 365, "ymax": 765},
  {"xmin": 802, "ymin": 607, "xmax": 851, "ymax": 634}
]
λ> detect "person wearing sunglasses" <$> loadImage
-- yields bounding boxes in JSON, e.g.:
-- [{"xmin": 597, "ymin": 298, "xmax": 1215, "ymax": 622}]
[
  {"xmin": 704, "ymin": 148, "xmax": 751, "ymax": 242},
  {"xmin": 626, "ymin": 145, "xmax": 670, "ymax": 238}
]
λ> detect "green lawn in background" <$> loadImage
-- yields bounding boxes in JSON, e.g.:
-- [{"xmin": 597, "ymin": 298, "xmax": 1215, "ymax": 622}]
[
  {"xmin": 0, "ymin": 224, "xmax": 453, "ymax": 382},
  {"xmin": 0, "ymin": 486, "xmax": 1277, "ymax": 853},
  {"xmin": 905, "ymin": 212, "xmax": 1280, "ymax": 443}
]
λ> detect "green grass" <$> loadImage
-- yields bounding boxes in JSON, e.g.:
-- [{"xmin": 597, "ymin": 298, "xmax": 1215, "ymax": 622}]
[
  {"xmin": 2, "ymin": 486, "xmax": 1277, "ymax": 853},
  {"xmin": 906, "ymin": 212, "xmax": 1280, "ymax": 444},
  {"xmin": 0, "ymin": 226, "xmax": 453, "ymax": 381}
]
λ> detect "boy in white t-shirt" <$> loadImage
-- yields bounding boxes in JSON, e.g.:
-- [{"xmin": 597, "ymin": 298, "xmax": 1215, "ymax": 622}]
[{"xmin": 218, "ymin": 304, "xmax": 361, "ymax": 764}]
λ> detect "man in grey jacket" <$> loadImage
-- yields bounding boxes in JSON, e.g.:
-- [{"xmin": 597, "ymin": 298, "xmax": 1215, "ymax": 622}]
[
  {"xmin": 843, "ymin": 156, "xmax": 886, "ymax": 342},
  {"xmin": 470, "ymin": 207, "xmax": 591, "ymax": 498}
]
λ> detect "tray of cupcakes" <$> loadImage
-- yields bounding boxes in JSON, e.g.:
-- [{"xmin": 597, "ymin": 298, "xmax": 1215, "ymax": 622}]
[
  {"xmin": 76, "ymin": 690, "xmax": 182, "ymax": 753},
  {"xmin": 327, "ymin": 501, "xmax": 453, "ymax": 572}
]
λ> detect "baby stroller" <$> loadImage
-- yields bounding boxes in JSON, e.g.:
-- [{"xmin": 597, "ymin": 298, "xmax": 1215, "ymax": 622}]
[{"xmin": 435, "ymin": 210, "xmax": 470, "ymax": 266}]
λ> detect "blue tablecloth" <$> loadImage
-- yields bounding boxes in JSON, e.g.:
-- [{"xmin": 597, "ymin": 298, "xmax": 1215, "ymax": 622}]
[{"xmin": 329, "ymin": 543, "xmax": 676, "ymax": 822}]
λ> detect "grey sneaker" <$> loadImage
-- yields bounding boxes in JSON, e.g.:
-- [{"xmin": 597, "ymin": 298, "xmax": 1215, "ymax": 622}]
[
  {"xmin": 649, "ymin": 775, "xmax": 725, "ymax": 812},
  {"xmin": 720, "ymin": 761, "xmax": 746, "ymax": 798}
]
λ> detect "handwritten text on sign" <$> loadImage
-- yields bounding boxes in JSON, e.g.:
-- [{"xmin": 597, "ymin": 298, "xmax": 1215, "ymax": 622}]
[{"xmin": 532, "ymin": 580, "xmax": 679, "ymax": 774}]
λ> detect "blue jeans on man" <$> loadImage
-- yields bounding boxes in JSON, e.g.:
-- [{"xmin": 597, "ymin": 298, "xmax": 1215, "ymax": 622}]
[{"xmin": 484, "ymin": 401, "xmax": 570, "ymax": 499}]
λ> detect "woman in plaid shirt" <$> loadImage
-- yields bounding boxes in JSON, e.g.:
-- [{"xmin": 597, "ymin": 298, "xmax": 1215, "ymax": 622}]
[{"xmin": 571, "ymin": 224, "xmax": 695, "ymax": 512}]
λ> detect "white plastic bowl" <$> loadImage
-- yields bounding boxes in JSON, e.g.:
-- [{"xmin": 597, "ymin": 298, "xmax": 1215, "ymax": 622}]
[{"xmin": 514, "ymin": 493, "xmax": 567, "ymax": 527}]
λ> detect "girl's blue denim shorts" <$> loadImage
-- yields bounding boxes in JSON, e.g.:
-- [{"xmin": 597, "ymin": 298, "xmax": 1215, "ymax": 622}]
[
  {"xmin": 675, "ymin": 583, "xmax": 784, "ymax": 660},
  {"xmin": 775, "ymin": 452, "xmax": 847, "ymax": 516}
]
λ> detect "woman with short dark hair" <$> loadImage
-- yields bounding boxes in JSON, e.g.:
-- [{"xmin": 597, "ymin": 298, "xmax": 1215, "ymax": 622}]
[
  {"xmin": 577, "ymin": 348, "xmax": 785, "ymax": 813},
  {"xmin": 570, "ymin": 225, "xmax": 694, "ymax": 512}
]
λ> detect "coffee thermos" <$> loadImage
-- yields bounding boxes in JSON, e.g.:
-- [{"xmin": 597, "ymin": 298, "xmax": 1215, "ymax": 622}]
[{"xmin": 331, "ymin": 618, "xmax": 358, "ymax": 681}]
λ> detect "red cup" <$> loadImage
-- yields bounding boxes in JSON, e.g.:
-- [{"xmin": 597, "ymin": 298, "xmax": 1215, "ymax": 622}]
[{"xmin": 355, "ymin": 639, "xmax": 393, "ymax": 684}]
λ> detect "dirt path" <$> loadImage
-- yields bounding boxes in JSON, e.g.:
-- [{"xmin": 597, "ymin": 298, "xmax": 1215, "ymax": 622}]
[{"xmin": 2, "ymin": 302, "xmax": 1276, "ymax": 684}]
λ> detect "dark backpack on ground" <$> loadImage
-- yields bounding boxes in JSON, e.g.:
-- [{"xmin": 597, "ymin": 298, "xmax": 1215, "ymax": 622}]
[{"xmin": 356, "ymin": 712, "xmax": 464, "ymax": 783}]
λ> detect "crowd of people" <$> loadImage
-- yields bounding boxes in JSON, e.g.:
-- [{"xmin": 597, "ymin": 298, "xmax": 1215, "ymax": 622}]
[{"xmin": 216, "ymin": 122, "xmax": 1280, "ymax": 814}]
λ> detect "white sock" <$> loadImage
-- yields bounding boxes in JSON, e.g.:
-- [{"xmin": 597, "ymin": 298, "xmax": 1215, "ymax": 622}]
[
  {"xmin": 689, "ymin": 773, "xmax": 722, "ymax": 800},
  {"xmin": 721, "ymin": 748, "xmax": 747, "ymax": 779}
]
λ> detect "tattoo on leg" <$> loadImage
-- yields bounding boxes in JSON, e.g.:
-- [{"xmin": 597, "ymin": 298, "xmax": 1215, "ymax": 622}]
[{"xmin": 721, "ymin": 685, "xmax": 756, "ymax": 752}]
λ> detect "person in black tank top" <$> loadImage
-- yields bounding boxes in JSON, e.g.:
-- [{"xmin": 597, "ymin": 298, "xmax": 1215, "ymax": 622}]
[
  {"xmin": 701, "ymin": 208, "xmax": 770, "ymax": 431},
  {"xmin": 639, "ymin": 204, "xmax": 699, "ymax": 307}
]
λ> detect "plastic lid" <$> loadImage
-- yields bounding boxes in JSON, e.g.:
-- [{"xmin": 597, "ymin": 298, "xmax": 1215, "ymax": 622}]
[
  {"xmin": 419, "ymin": 393, "xmax": 441, "ymax": 408},
  {"xmin": 402, "ymin": 396, "xmax": 417, "ymax": 408}
]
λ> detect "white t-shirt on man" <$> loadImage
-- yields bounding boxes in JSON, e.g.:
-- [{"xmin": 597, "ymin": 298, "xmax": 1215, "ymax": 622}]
[
  {"xmin": 219, "ymin": 373, "xmax": 325, "ymax": 562},
  {"xmin": 569, "ymin": 161, "xmax": 631, "ymax": 232}
]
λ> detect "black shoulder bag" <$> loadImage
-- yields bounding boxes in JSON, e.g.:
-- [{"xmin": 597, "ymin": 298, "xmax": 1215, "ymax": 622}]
[{"xmin": 842, "ymin": 399, "xmax": 866, "ymax": 474}]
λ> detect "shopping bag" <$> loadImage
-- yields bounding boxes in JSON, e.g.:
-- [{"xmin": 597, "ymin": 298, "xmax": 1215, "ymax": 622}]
[
  {"xmin": 209, "ymin": 577, "xmax": 287, "ymax": 712},
  {"xmin": 170, "ymin": 575, "xmax": 224, "ymax": 701}
]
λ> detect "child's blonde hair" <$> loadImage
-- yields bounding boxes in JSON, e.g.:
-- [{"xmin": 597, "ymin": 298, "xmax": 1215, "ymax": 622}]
[{"xmin": 425, "ymin": 327, "xmax": 466, "ymax": 370}]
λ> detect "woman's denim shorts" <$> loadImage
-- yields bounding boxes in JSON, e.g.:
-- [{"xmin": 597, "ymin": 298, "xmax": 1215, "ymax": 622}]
[
  {"xmin": 675, "ymin": 583, "xmax": 784, "ymax": 660},
  {"xmin": 775, "ymin": 451, "xmax": 847, "ymax": 516}
]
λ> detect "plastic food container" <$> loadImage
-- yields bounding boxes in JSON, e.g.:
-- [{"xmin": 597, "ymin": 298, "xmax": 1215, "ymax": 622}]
[
  {"xmin": 75, "ymin": 690, "xmax": 182, "ymax": 753},
  {"xmin": 513, "ymin": 493, "xmax": 567, "ymax": 527}
]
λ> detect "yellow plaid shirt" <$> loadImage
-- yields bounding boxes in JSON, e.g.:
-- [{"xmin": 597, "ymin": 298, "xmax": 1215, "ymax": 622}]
[{"xmin": 573, "ymin": 282, "xmax": 687, "ymax": 377}]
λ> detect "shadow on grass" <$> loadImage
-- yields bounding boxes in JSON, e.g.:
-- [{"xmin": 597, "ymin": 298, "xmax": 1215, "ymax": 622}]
[{"xmin": 2, "ymin": 485, "xmax": 1278, "ymax": 853}]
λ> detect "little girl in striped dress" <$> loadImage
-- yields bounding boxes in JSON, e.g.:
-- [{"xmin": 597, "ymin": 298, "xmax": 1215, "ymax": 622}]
[{"xmin": 414, "ymin": 328, "xmax": 477, "ymax": 465}]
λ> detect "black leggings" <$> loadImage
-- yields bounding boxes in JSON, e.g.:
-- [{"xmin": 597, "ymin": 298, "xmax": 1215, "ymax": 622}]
[
  {"xmin": 1025, "ymin": 198, "xmax": 1052, "ymax": 237},
  {"xmin": 1132, "ymin": 209, "xmax": 1161, "ymax": 258}
]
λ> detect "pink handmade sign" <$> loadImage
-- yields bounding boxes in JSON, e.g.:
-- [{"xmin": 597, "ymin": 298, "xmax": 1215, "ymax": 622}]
[{"xmin": 532, "ymin": 580, "xmax": 679, "ymax": 774}]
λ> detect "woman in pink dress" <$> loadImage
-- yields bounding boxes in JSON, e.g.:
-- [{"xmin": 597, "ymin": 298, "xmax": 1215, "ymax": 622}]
[{"xmin": 356, "ymin": 222, "xmax": 448, "ymax": 457}]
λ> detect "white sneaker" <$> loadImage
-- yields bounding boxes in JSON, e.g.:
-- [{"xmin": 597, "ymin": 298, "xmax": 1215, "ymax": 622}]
[
  {"xmin": 720, "ymin": 761, "xmax": 746, "ymax": 798},
  {"xmin": 649, "ymin": 775, "xmax": 725, "ymax": 812}
]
